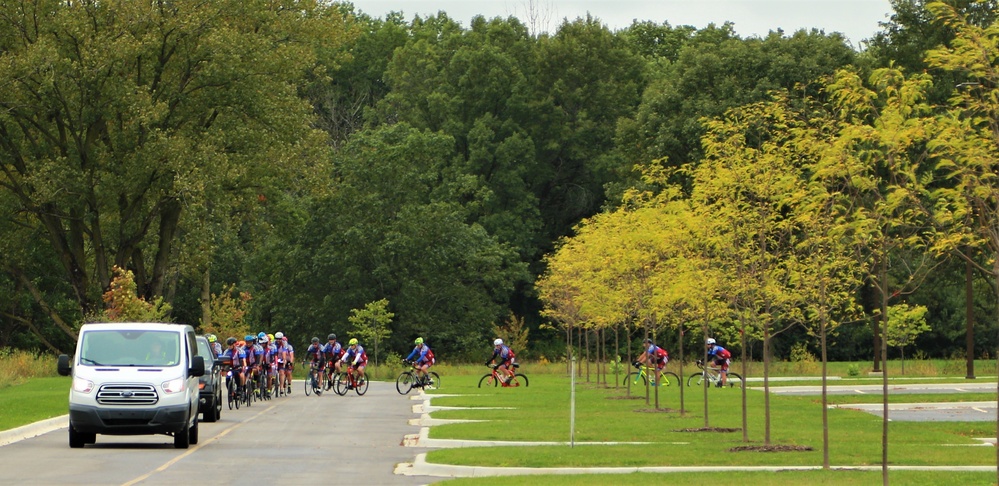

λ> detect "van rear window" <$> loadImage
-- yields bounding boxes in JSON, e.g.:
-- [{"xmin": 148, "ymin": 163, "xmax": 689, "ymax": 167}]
[{"xmin": 80, "ymin": 330, "xmax": 181, "ymax": 367}]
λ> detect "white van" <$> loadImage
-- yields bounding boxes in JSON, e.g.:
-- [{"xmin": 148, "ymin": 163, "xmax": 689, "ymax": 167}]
[{"xmin": 57, "ymin": 322, "xmax": 206, "ymax": 449}]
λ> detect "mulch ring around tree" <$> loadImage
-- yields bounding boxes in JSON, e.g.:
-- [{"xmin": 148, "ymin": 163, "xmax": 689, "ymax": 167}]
[
  {"xmin": 728, "ymin": 444, "xmax": 814, "ymax": 453},
  {"xmin": 675, "ymin": 427, "xmax": 741, "ymax": 433},
  {"xmin": 606, "ymin": 395, "xmax": 644, "ymax": 400},
  {"xmin": 633, "ymin": 407, "xmax": 682, "ymax": 413}
]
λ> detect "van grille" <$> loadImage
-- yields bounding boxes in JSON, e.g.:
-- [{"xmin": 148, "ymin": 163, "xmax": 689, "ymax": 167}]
[{"xmin": 96, "ymin": 384, "xmax": 159, "ymax": 405}]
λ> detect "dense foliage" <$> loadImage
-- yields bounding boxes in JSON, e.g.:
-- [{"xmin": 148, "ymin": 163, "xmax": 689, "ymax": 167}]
[{"xmin": 1, "ymin": 0, "xmax": 996, "ymax": 367}]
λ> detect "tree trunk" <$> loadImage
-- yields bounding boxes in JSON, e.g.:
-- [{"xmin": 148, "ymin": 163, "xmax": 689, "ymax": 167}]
[
  {"xmin": 149, "ymin": 198, "xmax": 181, "ymax": 298},
  {"xmin": 201, "ymin": 268, "xmax": 212, "ymax": 329},
  {"xmin": 820, "ymin": 278, "xmax": 830, "ymax": 469},
  {"xmin": 966, "ymin": 257, "xmax": 975, "ymax": 379},
  {"xmin": 584, "ymin": 328, "xmax": 590, "ymax": 383},
  {"xmin": 881, "ymin": 257, "xmax": 890, "ymax": 486},
  {"xmin": 741, "ymin": 313, "xmax": 748, "ymax": 443}
]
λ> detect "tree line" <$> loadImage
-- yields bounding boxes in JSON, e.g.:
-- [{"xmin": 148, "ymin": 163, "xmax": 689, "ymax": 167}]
[{"xmin": 0, "ymin": 0, "xmax": 995, "ymax": 366}]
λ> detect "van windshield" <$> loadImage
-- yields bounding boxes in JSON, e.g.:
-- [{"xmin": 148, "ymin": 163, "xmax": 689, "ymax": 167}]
[{"xmin": 80, "ymin": 330, "xmax": 181, "ymax": 367}]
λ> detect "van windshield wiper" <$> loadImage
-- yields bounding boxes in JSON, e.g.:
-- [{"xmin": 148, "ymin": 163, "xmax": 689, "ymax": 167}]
[{"xmin": 80, "ymin": 357, "xmax": 106, "ymax": 366}]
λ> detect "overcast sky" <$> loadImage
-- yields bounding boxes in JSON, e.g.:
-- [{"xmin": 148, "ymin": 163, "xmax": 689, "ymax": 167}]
[{"xmin": 350, "ymin": 0, "xmax": 895, "ymax": 48}]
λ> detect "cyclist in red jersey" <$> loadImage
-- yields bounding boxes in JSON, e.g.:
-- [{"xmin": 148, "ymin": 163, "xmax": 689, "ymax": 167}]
[
  {"xmin": 486, "ymin": 338, "xmax": 516, "ymax": 384},
  {"xmin": 706, "ymin": 338, "xmax": 732, "ymax": 387}
]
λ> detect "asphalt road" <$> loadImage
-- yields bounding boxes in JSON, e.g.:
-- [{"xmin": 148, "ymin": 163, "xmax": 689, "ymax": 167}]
[{"xmin": 0, "ymin": 381, "xmax": 433, "ymax": 485}]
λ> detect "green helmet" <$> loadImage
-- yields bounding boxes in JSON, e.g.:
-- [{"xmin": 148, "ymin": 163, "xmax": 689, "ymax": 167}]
[
  {"xmin": 206, "ymin": 334, "xmax": 217, "ymax": 343},
  {"xmin": 349, "ymin": 338, "xmax": 358, "ymax": 345},
  {"xmin": 414, "ymin": 337, "xmax": 423, "ymax": 345}
]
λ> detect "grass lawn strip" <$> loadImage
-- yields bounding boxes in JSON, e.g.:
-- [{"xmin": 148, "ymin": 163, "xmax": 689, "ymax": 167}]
[{"xmin": 417, "ymin": 375, "xmax": 996, "ymax": 470}]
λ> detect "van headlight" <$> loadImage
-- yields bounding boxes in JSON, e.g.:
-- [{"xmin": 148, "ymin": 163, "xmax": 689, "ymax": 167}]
[
  {"xmin": 162, "ymin": 377, "xmax": 185, "ymax": 394},
  {"xmin": 72, "ymin": 377, "xmax": 94, "ymax": 394}
]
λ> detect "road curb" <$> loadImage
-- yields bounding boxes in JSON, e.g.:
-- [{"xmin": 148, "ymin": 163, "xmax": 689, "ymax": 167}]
[{"xmin": 0, "ymin": 415, "xmax": 67, "ymax": 447}]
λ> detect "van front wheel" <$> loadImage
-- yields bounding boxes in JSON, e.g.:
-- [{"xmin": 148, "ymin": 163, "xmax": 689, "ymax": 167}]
[
  {"xmin": 189, "ymin": 416, "xmax": 199, "ymax": 445},
  {"xmin": 174, "ymin": 421, "xmax": 190, "ymax": 449},
  {"xmin": 68, "ymin": 424, "xmax": 84, "ymax": 448}
]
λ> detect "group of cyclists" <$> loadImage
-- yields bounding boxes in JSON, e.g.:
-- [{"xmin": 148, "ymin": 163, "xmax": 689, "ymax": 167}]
[
  {"xmin": 209, "ymin": 331, "xmax": 297, "ymax": 399},
  {"xmin": 302, "ymin": 334, "xmax": 370, "ymax": 394},
  {"xmin": 637, "ymin": 337, "xmax": 732, "ymax": 387},
  {"xmin": 208, "ymin": 330, "xmax": 728, "ymax": 393}
]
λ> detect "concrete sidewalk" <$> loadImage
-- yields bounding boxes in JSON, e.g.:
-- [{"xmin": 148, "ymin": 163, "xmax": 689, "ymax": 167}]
[{"xmin": 395, "ymin": 453, "xmax": 995, "ymax": 478}]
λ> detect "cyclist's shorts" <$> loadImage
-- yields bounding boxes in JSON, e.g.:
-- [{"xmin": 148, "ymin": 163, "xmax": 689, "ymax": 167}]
[
  {"xmin": 311, "ymin": 359, "xmax": 326, "ymax": 370},
  {"xmin": 499, "ymin": 359, "xmax": 515, "ymax": 369},
  {"xmin": 714, "ymin": 358, "xmax": 730, "ymax": 371}
]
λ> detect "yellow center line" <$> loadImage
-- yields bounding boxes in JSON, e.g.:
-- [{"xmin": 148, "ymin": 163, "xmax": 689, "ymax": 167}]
[{"xmin": 121, "ymin": 403, "xmax": 276, "ymax": 486}]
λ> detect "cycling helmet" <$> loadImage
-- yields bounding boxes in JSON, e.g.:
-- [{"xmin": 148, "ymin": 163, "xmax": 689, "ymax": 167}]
[
  {"xmin": 258, "ymin": 332, "xmax": 267, "ymax": 340},
  {"xmin": 414, "ymin": 337, "xmax": 423, "ymax": 345},
  {"xmin": 644, "ymin": 337, "xmax": 653, "ymax": 344},
  {"xmin": 226, "ymin": 337, "xmax": 237, "ymax": 346},
  {"xmin": 268, "ymin": 333, "xmax": 275, "ymax": 342},
  {"xmin": 275, "ymin": 331, "xmax": 284, "ymax": 339},
  {"xmin": 706, "ymin": 338, "xmax": 716, "ymax": 345},
  {"xmin": 348, "ymin": 338, "xmax": 358, "ymax": 346},
  {"xmin": 206, "ymin": 334, "xmax": 217, "ymax": 343},
  {"xmin": 328, "ymin": 333, "xmax": 337, "ymax": 341},
  {"xmin": 237, "ymin": 340, "xmax": 245, "ymax": 347},
  {"xmin": 259, "ymin": 335, "xmax": 269, "ymax": 344},
  {"xmin": 245, "ymin": 335, "xmax": 255, "ymax": 343},
  {"xmin": 493, "ymin": 338, "xmax": 503, "ymax": 346},
  {"xmin": 311, "ymin": 336, "xmax": 320, "ymax": 343}
]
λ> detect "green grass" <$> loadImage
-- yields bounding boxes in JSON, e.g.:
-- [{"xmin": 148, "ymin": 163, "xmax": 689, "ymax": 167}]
[
  {"xmin": 435, "ymin": 471, "xmax": 998, "ymax": 486},
  {"xmin": 423, "ymin": 373, "xmax": 997, "ymax": 469},
  {"xmin": 0, "ymin": 377, "xmax": 68, "ymax": 431}
]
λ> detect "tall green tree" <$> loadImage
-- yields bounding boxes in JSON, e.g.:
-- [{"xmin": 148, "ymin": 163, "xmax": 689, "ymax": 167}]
[{"xmin": 0, "ymin": 0, "xmax": 345, "ymax": 347}]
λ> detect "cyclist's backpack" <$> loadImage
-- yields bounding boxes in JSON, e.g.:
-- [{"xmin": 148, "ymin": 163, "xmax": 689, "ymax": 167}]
[
  {"xmin": 425, "ymin": 348, "xmax": 435, "ymax": 364},
  {"xmin": 654, "ymin": 346, "xmax": 669, "ymax": 362},
  {"xmin": 717, "ymin": 348, "xmax": 731, "ymax": 360}
]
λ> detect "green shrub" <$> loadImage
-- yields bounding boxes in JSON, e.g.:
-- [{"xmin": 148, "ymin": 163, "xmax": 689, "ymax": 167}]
[{"xmin": 847, "ymin": 364, "xmax": 860, "ymax": 377}]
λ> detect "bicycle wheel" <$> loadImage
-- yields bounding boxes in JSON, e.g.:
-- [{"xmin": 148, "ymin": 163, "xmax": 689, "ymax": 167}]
[
  {"xmin": 512, "ymin": 373, "xmax": 529, "ymax": 387},
  {"xmin": 355, "ymin": 376, "xmax": 369, "ymax": 396},
  {"xmin": 687, "ymin": 373, "xmax": 705, "ymax": 387},
  {"xmin": 478, "ymin": 374, "xmax": 497, "ymax": 388},
  {"xmin": 725, "ymin": 372, "xmax": 744, "ymax": 389},
  {"xmin": 324, "ymin": 369, "xmax": 335, "ymax": 391},
  {"xmin": 658, "ymin": 371, "xmax": 681, "ymax": 387},
  {"xmin": 304, "ymin": 371, "xmax": 313, "ymax": 396},
  {"xmin": 624, "ymin": 372, "xmax": 647, "ymax": 387},
  {"xmin": 227, "ymin": 381, "xmax": 235, "ymax": 410},
  {"xmin": 333, "ymin": 373, "xmax": 349, "ymax": 396},
  {"xmin": 426, "ymin": 372, "xmax": 441, "ymax": 390},
  {"xmin": 396, "ymin": 372, "xmax": 414, "ymax": 395}
]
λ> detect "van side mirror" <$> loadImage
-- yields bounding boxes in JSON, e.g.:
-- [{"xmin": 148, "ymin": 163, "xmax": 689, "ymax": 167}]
[
  {"xmin": 57, "ymin": 354, "xmax": 71, "ymax": 376},
  {"xmin": 190, "ymin": 355, "xmax": 205, "ymax": 377}
]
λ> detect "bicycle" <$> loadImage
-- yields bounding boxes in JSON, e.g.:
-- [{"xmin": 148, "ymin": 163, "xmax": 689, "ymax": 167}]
[
  {"xmin": 478, "ymin": 363, "xmax": 528, "ymax": 388},
  {"xmin": 396, "ymin": 361, "xmax": 440, "ymax": 395},
  {"xmin": 625, "ymin": 361, "xmax": 681, "ymax": 387},
  {"xmin": 223, "ymin": 367, "xmax": 240, "ymax": 410},
  {"xmin": 687, "ymin": 359, "xmax": 743, "ymax": 388},
  {"xmin": 324, "ymin": 362, "xmax": 340, "ymax": 392},
  {"xmin": 304, "ymin": 361, "xmax": 323, "ymax": 396},
  {"xmin": 334, "ymin": 365, "xmax": 369, "ymax": 396}
]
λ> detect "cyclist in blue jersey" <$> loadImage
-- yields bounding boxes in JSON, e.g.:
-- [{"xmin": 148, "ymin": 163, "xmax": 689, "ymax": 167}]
[
  {"xmin": 404, "ymin": 337, "xmax": 435, "ymax": 385},
  {"xmin": 636, "ymin": 338, "xmax": 669, "ymax": 370},
  {"xmin": 220, "ymin": 337, "xmax": 247, "ymax": 391},
  {"xmin": 322, "ymin": 334, "xmax": 344, "ymax": 377},
  {"xmin": 305, "ymin": 337, "xmax": 325, "ymax": 394},
  {"xmin": 706, "ymin": 338, "xmax": 732, "ymax": 387},
  {"xmin": 486, "ymin": 338, "xmax": 516, "ymax": 384},
  {"xmin": 340, "ymin": 338, "xmax": 368, "ymax": 387}
]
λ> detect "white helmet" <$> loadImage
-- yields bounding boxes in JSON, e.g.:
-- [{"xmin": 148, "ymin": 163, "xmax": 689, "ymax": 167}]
[
  {"xmin": 275, "ymin": 332, "xmax": 284, "ymax": 339},
  {"xmin": 706, "ymin": 338, "xmax": 716, "ymax": 345},
  {"xmin": 493, "ymin": 338, "xmax": 503, "ymax": 346}
]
